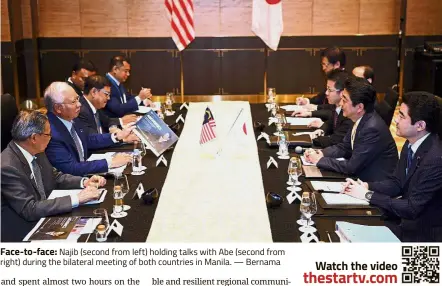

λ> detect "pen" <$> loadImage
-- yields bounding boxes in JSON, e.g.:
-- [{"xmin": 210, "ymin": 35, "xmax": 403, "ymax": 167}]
[{"xmin": 326, "ymin": 231, "xmax": 332, "ymax": 243}]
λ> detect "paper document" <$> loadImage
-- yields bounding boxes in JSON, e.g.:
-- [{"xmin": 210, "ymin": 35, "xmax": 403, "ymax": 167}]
[
  {"xmin": 322, "ymin": 193, "xmax": 369, "ymax": 206},
  {"xmin": 48, "ymin": 189, "xmax": 107, "ymax": 205},
  {"xmin": 87, "ymin": 152, "xmax": 115, "ymax": 162},
  {"xmin": 301, "ymin": 155, "xmax": 315, "ymax": 166},
  {"xmin": 336, "ymin": 221, "xmax": 400, "ymax": 242},
  {"xmin": 286, "ymin": 117, "xmax": 319, "ymax": 126},
  {"xmin": 303, "ymin": 165, "xmax": 323, "ymax": 177},
  {"xmin": 293, "ymin": 132, "xmax": 313, "ymax": 137},
  {"xmin": 311, "ymin": 181, "xmax": 344, "ymax": 193},
  {"xmin": 136, "ymin": 106, "xmax": 152, "ymax": 114},
  {"xmin": 280, "ymin": 105, "xmax": 303, "ymax": 112}
]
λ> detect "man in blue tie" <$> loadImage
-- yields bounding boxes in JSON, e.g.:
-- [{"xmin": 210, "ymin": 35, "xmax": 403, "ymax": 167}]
[
  {"xmin": 44, "ymin": 82, "xmax": 134, "ymax": 176},
  {"xmin": 104, "ymin": 56, "xmax": 153, "ymax": 117},
  {"xmin": 344, "ymin": 92, "xmax": 442, "ymax": 242}
]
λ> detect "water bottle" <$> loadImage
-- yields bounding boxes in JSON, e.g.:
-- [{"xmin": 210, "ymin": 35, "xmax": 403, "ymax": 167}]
[{"xmin": 279, "ymin": 133, "xmax": 287, "ymax": 155}]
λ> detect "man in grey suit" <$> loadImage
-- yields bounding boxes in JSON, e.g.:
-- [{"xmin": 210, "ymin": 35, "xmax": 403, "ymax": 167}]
[
  {"xmin": 305, "ymin": 76, "xmax": 398, "ymax": 181},
  {"xmin": 1, "ymin": 110, "xmax": 105, "ymax": 242}
]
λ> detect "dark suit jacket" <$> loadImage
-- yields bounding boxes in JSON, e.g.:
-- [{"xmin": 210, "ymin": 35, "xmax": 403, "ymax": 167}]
[
  {"xmin": 369, "ymin": 134, "xmax": 442, "ymax": 242},
  {"xmin": 46, "ymin": 112, "xmax": 115, "ymax": 176},
  {"xmin": 76, "ymin": 96, "xmax": 120, "ymax": 134},
  {"xmin": 313, "ymin": 108, "xmax": 353, "ymax": 148},
  {"xmin": 309, "ymin": 90, "xmax": 328, "ymax": 105},
  {"xmin": 312, "ymin": 103, "xmax": 335, "ymax": 121},
  {"xmin": 103, "ymin": 74, "xmax": 140, "ymax": 117},
  {"xmin": 66, "ymin": 79, "xmax": 83, "ymax": 98},
  {"xmin": 1, "ymin": 142, "xmax": 82, "ymax": 242},
  {"xmin": 317, "ymin": 111, "xmax": 398, "ymax": 181}
]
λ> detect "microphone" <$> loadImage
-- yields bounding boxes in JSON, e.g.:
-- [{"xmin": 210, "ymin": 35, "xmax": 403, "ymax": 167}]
[{"xmin": 294, "ymin": 146, "xmax": 305, "ymax": 154}]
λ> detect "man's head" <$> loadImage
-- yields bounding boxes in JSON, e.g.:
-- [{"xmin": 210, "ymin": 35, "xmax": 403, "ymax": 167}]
[
  {"xmin": 44, "ymin": 82, "xmax": 81, "ymax": 122},
  {"xmin": 352, "ymin": 66, "xmax": 374, "ymax": 84},
  {"xmin": 395, "ymin": 92, "xmax": 441, "ymax": 140},
  {"xmin": 70, "ymin": 59, "xmax": 97, "ymax": 91},
  {"xmin": 320, "ymin": 46, "xmax": 346, "ymax": 74},
  {"xmin": 325, "ymin": 70, "xmax": 348, "ymax": 106},
  {"xmin": 341, "ymin": 76, "xmax": 376, "ymax": 121},
  {"xmin": 11, "ymin": 110, "xmax": 51, "ymax": 155},
  {"xmin": 84, "ymin": 75, "xmax": 112, "ymax": 110},
  {"xmin": 109, "ymin": 56, "xmax": 131, "ymax": 83}
]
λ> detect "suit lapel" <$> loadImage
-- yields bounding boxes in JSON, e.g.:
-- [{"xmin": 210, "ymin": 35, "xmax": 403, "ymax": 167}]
[
  {"xmin": 74, "ymin": 122, "xmax": 88, "ymax": 159},
  {"xmin": 353, "ymin": 112, "xmax": 372, "ymax": 145},
  {"xmin": 79, "ymin": 96, "xmax": 98, "ymax": 131},
  {"xmin": 404, "ymin": 135, "xmax": 434, "ymax": 185},
  {"xmin": 106, "ymin": 74, "xmax": 125, "ymax": 102},
  {"xmin": 48, "ymin": 112, "xmax": 81, "ymax": 161}
]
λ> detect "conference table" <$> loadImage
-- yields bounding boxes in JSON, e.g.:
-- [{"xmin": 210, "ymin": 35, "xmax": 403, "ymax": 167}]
[{"xmin": 67, "ymin": 103, "xmax": 385, "ymax": 243}]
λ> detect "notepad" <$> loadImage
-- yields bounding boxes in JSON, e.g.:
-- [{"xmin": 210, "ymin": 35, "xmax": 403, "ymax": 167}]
[
  {"xmin": 335, "ymin": 221, "xmax": 400, "ymax": 242},
  {"xmin": 286, "ymin": 117, "xmax": 319, "ymax": 126},
  {"xmin": 300, "ymin": 155, "xmax": 315, "ymax": 166},
  {"xmin": 322, "ymin": 193, "xmax": 369, "ymax": 206},
  {"xmin": 311, "ymin": 181, "xmax": 344, "ymax": 193},
  {"xmin": 136, "ymin": 106, "xmax": 152, "ymax": 114},
  {"xmin": 280, "ymin": 105, "xmax": 303, "ymax": 112},
  {"xmin": 48, "ymin": 189, "xmax": 107, "ymax": 205}
]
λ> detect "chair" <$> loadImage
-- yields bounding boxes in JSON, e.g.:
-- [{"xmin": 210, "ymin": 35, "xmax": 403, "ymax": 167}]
[
  {"xmin": 1, "ymin": 94, "xmax": 19, "ymax": 152},
  {"xmin": 384, "ymin": 85, "xmax": 399, "ymax": 109},
  {"xmin": 374, "ymin": 99, "xmax": 393, "ymax": 127}
]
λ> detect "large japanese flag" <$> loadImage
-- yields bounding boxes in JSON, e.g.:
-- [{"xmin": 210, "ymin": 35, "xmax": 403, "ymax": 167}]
[{"xmin": 252, "ymin": 0, "xmax": 283, "ymax": 51}]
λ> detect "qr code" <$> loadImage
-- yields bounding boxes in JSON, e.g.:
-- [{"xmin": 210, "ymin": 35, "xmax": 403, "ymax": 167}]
[{"xmin": 402, "ymin": 246, "xmax": 440, "ymax": 283}]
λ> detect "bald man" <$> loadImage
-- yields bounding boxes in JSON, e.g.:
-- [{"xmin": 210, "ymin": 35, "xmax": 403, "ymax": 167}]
[{"xmin": 352, "ymin": 66, "xmax": 374, "ymax": 84}]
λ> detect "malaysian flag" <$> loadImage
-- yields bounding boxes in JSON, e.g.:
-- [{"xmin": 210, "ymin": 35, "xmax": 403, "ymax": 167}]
[
  {"xmin": 165, "ymin": 0, "xmax": 195, "ymax": 51},
  {"xmin": 200, "ymin": 107, "xmax": 216, "ymax": 144}
]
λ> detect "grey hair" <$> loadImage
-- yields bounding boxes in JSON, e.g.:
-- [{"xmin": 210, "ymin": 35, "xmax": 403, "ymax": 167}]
[
  {"xmin": 44, "ymin": 81, "xmax": 72, "ymax": 112},
  {"xmin": 11, "ymin": 111, "xmax": 48, "ymax": 142}
]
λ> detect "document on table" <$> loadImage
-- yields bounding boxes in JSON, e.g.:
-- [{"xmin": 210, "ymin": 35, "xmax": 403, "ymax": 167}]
[
  {"xmin": 87, "ymin": 152, "xmax": 127, "ymax": 174},
  {"xmin": 136, "ymin": 106, "xmax": 152, "ymax": 114},
  {"xmin": 286, "ymin": 117, "xmax": 319, "ymax": 126},
  {"xmin": 48, "ymin": 189, "xmax": 107, "ymax": 205},
  {"xmin": 321, "ymin": 193, "xmax": 369, "ymax": 205},
  {"xmin": 280, "ymin": 105, "xmax": 303, "ymax": 112},
  {"xmin": 300, "ymin": 155, "xmax": 315, "ymax": 166},
  {"xmin": 303, "ymin": 165, "xmax": 323, "ymax": 177},
  {"xmin": 310, "ymin": 181, "xmax": 344, "ymax": 193}
]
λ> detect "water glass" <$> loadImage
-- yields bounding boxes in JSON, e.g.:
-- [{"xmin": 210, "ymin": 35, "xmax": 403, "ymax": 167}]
[
  {"xmin": 299, "ymin": 192, "xmax": 317, "ymax": 233},
  {"xmin": 93, "ymin": 208, "xmax": 109, "ymax": 242}
]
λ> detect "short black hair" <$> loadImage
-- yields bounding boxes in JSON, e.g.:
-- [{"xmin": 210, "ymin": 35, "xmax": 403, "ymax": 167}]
[
  {"xmin": 344, "ymin": 76, "xmax": 376, "ymax": 112},
  {"xmin": 72, "ymin": 59, "xmax": 96, "ymax": 73},
  {"xmin": 326, "ymin": 70, "xmax": 349, "ymax": 91},
  {"xmin": 84, "ymin": 75, "xmax": 111, "ymax": 95},
  {"xmin": 402, "ymin": 91, "xmax": 441, "ymax": 134},
  {"xmin": 361, "ymin": 66, "xmax": 375, "ymax": 83},
  {"xmin": 109, "ymin": 55, "xmax": 129, "ymax": 72},
  {"xmin": 320, "ymin": 46, "xmax": 346, "ymax": 67}
]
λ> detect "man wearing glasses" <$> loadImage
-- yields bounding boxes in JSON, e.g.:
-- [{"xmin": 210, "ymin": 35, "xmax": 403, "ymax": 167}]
[
  {"xmin": 104, "ymin": 56, "xmax": 153, "ymax": 117},
  {"xmin": 44, "ymin": 82, "xmax": 134, "ymax": 176},
  {"xmin": 1, "ymin": 110, "xmax": 105, "ymax": 242}
]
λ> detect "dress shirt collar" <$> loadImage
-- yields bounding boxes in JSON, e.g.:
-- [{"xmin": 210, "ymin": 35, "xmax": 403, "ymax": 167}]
[
  {"xmin": 84, "ymin": 96, "xmax": 97, "ymax": 114},
  {"xmin": 409, "ymin": 133, "xmax": 431, "ymax": 155},
  {"xmin": 336, "ymin": 106, "xmax": 342, "ymax": 115},
  {"xmin": 14, "ymin": 142, "xmax": 35, "ymax": 165},
  {"xmin": 57, "ymin": 116, "xmax": 74, "ymax": 132},
  {"xmin": 107, "ymin": 73, "xmax": 120, "ymax": 86}
]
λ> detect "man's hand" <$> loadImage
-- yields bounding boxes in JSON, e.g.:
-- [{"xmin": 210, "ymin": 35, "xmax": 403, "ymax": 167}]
[
  {"xmin": 296, "ymin": 97, "xmax": 309, "ymax": 105},
  {"xmin": 310, "ymin": 129, "xmax": 324, "ymax": 139},
  {"xmin": 138, "ymin": 88, "xmax": 152, "ymax": 100},
  {"xmin": 308, "ymin": 119, "xmax": 324, "ymax": 128},
  {"xmin": 121, "ymin": 114, "xmax": 137, "ymax": 126},
  {"xmin": 84, "ymin": 175, "xmax": 106, "ymax": 188},
  {"xmin": 123, "ymin": 133, "xmax": 140, "ymax": 143},
  {"xmin": 304, "ymin": 104, "xmax": 318, "ymax": 111},
  {"xmin": 343, "ymin": 178, "xmax": 370, "ymax": 200},
  {"xmin": 304, "ymin": 149, "xmax": 324, "ymax": 164},
  {"xmin": 292, "ymin": 110, "xmax": 312, "ymax": 117},
  {"xmin": 115, "ymin": 123, "xmax": 136, "ymax": 141},
  {"xmin": 110, "ymin": 153, "xmax": 132, "ymax": 168},
  {"xmin": 109, "ymin": 126, "xmax": 122, "ymax": 133},
  {"xmin": 77, "ymin": 186, "xmax": 101, "ymax": 204}
]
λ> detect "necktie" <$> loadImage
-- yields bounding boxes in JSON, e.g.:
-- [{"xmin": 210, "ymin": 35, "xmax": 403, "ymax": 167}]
[
  {"xmin": 94, "ymin": 112, "xmax": 102, "ymax": 134},
  {"xmin": 333, "ymin": 109, "xmax": 338, "ymax": 129},
  {"xmin": 31, "ymin": 158, "xmax": 46, "ymax": 199},
  {"xmin": 351, "ymin": 124, "xmax": 357, "ymax": 150},
  {"xmin": 406, "ymin": 145, "xmax": 414, "ymax": 175},
  {"xmin": 70, "ymin": 125, "xmax": 85, "ymax": 162}
]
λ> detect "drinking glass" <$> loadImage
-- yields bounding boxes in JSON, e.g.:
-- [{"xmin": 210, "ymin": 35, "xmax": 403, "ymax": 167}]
[
  {"xmin": 93, "ymin": 208, "xmax": 109, "ymax": 242},
  {"xmin": 299, "ymin": 192, "xmax": 317, "ymax": 232},
  {"xmin": 165, "ymin": 92, "xmax": 174, "ymax": 115},
  {"xmin": 267, "ymin": 88, "xmax": 276, "ymax": 103},
  {"xmin": 114, "ymin": 173, "xmax": 131, "ymax": 212},
  {"xmin": 133, "ymin": 142, "xmax": 147, "ymax": 171}
]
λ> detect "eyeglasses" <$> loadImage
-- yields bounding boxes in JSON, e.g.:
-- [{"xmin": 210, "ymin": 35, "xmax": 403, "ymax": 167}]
[
  {"xmin": 60, "ymin": 96, "xmax": 80, "ymax": 105},
  {"xmin": 326, "ymin": 87, "xmax": 340, "ymax": 93},
  {"xmin": 101, "ymin": 90, "xmax": 111, "ymax": 96},
  {"xmin": 40, "ymin": 133, "xmax": 52, "ymax": 137}
]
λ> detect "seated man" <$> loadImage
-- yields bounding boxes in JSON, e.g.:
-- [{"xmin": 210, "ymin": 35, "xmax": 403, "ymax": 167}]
[
  {"xmin": 1, "ymin": 110, "xmax": 105, "ymax": 242},
  {"xmin": 44, "ymin": 82, "xmax": 134, "ymax": 176},
  {"xmin": 311, "ymin": 70, "xmax": 353, "ymax": 148},
  {"xmin": 77, "ymin": 75, "xmax": 129, "ymax": 135},
  {"xmin": 104, "ymin": 56, "xmax": 153, "ymax": 117},
  {"xmin": 352, "ymin": 65, "xmax": 374, "ymax": 84},
  {"xmin": 67, "ymin": 60, "xmax": 136, "ymax": 132},
  {"xmin": 344, "ymin": 92, "xmax": 442, "ymax": 242},
  {"xmin": 305, "ymin": 76, "xmax": 398, "ymax": 182}
]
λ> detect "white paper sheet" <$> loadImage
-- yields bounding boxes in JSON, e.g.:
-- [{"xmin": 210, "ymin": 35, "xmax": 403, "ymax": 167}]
[
  {"xmin": 301, "ymin": 155, "xmax": 315, "ymax": 166},
  {"xmin": 310, "ymin": 181, "xmax": 344, "ymax": 193},
  {"xmin": 280, "ymin": 105, "xmax": 303, "ymax": 112},
  {"xmin": 48, "ymin": 189, "xmax": 107, "ymax": 205},
  {"xmin": 87, "ymin": 152, "xmax": 127, "ymax": 175},
  {"xmin": 286, "ymin": 117, "xmax": 320, "ymax": 126},
  {"xmin": 136, "ymin": 106, "xmax": 152, "ymax": 114},
  {"xmin": 321, "ymin": 193, "xmax": 369, "ymax": 205}
]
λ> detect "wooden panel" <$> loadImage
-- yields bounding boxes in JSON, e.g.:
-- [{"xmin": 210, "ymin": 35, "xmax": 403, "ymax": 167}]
[
  {"xmin": 82, "ymin": 51, "xmax": 127, "ymax": 83},
  {"xmin": 39, "ymin": 0, "xmax": 81, "ymax": 37},
  {"xmin": 127, "ymin": 0, "xmax": 169, "ymax": 37},
  {"xmin": 407, "ymin": 0, "xmax": 442, "ymax": 36},
  {"xmin": 282, "ymin": 0, "xmax": 313, "ymax": 36},
  {"xmin": 1, "ymin": 0, "xmax": 10, "ymax": 41},
  {"xmin": 359, "ymin": 48, "xmax": 397, "ymax": 92},
  {"xmin": 21, "ymin": 0, "xmax": 32, "ymax": 39},
  {"xmin": 39, "ymin": 52, "xmax": 80, "ymax": 93},
  {"xmin": 1, "ymin": 55, "xmax": 14, "ymax": 94},
  {"xmin": 194, "ymin": 0, "xmax": 220, "ymax": 37},
  {"xmin": 182, "ymin": 50, "xmax": 220, "ymax": 95},
  {"xmin": 80, "ymin": 0, "xmax": 128, "ymax": 37},
  {"xmin": 312, "ymin": 0, "xmax": 359, "ymax": 35},
  {"xmin": 359, "ymin": 0, "xmax": 400, "ymax": 35},
  {"xmin": 220, "ymin": 0, "xmax": 253, "ymax": 36}
]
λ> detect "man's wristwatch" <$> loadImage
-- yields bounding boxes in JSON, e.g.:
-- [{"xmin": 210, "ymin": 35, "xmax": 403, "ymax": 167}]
[
  {"xmin": 112, "ymin": 133, "xmax": 123, "ymax": 143},
  {"xmin": 365, "ymin": 191, "xmax": 374, "ymax": 201}
]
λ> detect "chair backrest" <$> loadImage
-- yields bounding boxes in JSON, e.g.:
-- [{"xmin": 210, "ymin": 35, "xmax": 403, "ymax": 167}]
[
  {"xmin": 1, "ymin": 94, "xmax": 18, "ymax": 151},
  {"xmin": 384, "ymin": 86, "xmax": 399, "ymax": 109},
  {"xmin": 374, "ymin": 99, "xmax": 394, "ymax": 127}
]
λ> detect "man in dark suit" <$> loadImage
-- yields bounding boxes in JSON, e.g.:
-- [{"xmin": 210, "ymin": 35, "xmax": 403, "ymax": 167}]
[
  {"xmin": 344, "ymin": 92, "xmax": 442, "ymax": 242},
  {"xmin": 305, "ymin": 76, "xmax": 398, "ymax": 182},
  {"xmin": 76, "ymin": 75, "xmax": 124, "ymax": 135},
  {"xmin": 310, "ymin": 70, "xmax": 353, "ymax": 148},
  {"xmin": 352, "ymin": 65, "xmax": 374, "ymax": 84},
  {"xmin": 1, "ymin": 110, "xmax": 105, "ymax": 242},
  {"xmin": 104, "ymin": 56, "xmax": 153, "ymax": 117},
  {"xmin": 44, "ymin": 82, "xmax": 134, "ymax": 176}
]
